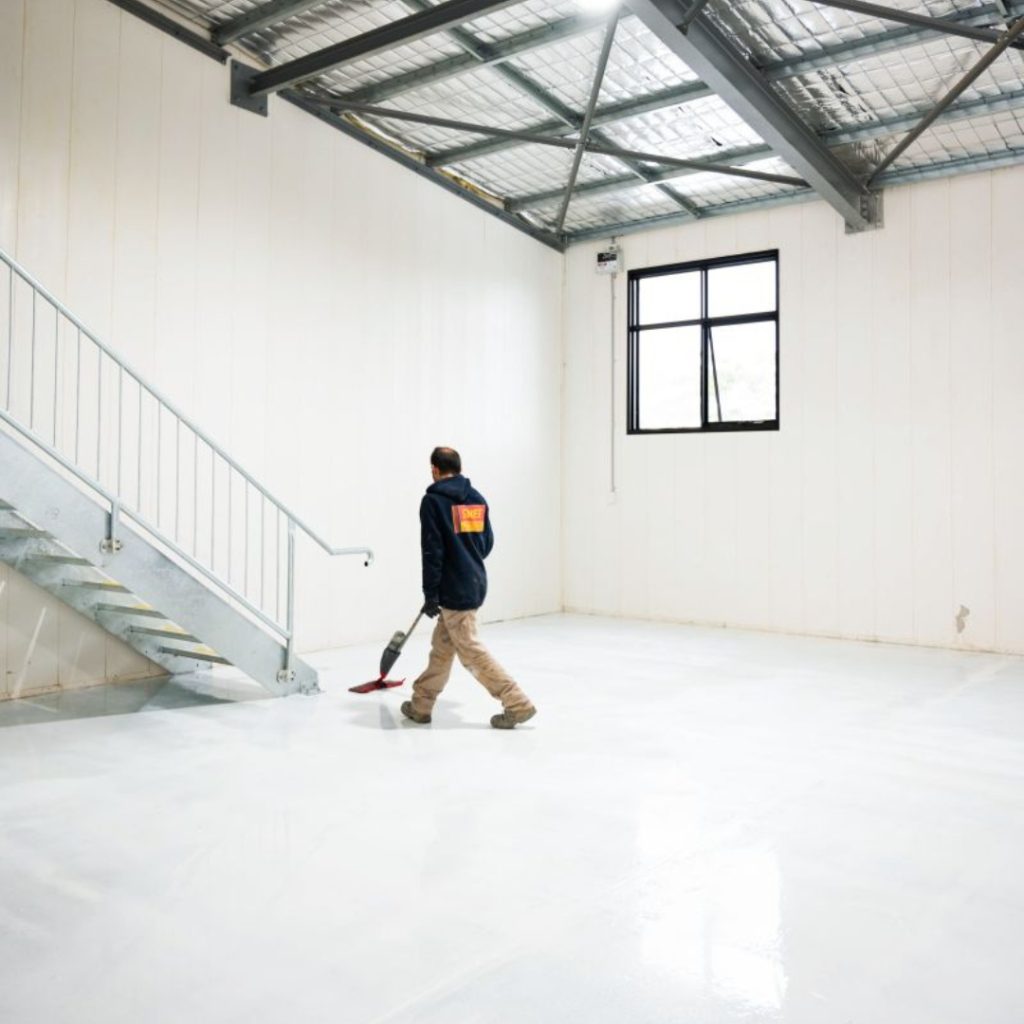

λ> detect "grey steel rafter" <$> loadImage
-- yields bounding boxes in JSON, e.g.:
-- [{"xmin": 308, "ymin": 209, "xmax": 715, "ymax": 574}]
[
  {"xmin": 808, "ymin": 0, "xmax": 1024, "ymax": 50},
  {"xmin": 428, "ymin": 1, "xmax": 1023, "ymax": 171},
  {"xmin": 239, "ymin": 0, "xmax": 521, "ymax": 98},
  {"xmin": 626, "ymin": 0, "xmax": 877, "ymax": 229},
  {"xmin": 213, "ymin": 0, "xmax": 323, "ymax": 46},
  {"xmin": 554, "ymin": 12, "xmax": 620, "ymax": 234},
  {"xmin": 396, "ymin": 0, "xmax": 702, "ymax": 223},
  {"xmin": 867, "ymin": 15, "xmax": 1024, "ymax": 184},
  {"xmin": 327, "ymin": 100, "xmax": 806, "ymax": 185},
  {"xmin": 339, "ymin": 12, "xmax": 610, "ymax": 105}
]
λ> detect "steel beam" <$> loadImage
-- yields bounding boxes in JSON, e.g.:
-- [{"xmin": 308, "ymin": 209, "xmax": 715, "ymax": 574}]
[
  {"xmin": 241, "ymin": 0, "xmax": 520, "ymax": 98},
  {"xmin": 808, "ymin": 0, "xmax": 1024, "ymax": 50},
  {"xmin": 868, "ymin": 15, "xmax": 1024, "ymax": 183},
  {"xmin": 214, "ymin": 0, "xmax": 323, "ymax": 45},
  {"xmin": 339, "ymin": 13, "xmax": 609, "ymax": 104},
  {"xmin": 626, "ymin": 0, "xmax": 876, "ymax": 229},
  {"xmin": 328, "ymin": 100, "xmax": 807, "ymax": 185},
  {"xmin": 555, "ymin": 13, "xmax": 620, "ymax": 233}
]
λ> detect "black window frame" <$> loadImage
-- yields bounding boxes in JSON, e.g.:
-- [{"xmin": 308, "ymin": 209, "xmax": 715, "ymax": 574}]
[{"xmin": 627, "ymin": 249, "xmax": 780, "ymax": 435}]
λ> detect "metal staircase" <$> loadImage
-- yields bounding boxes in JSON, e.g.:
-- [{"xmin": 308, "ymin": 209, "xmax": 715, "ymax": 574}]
[{"xmin": 0, "ymin": 248, "xmax": 372, "ymax": 697}]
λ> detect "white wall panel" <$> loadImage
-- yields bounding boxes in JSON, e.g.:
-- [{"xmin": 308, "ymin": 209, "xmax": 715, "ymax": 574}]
[
  {"xmin": 991, "ymin": 170, "xmax": 1024, "ymax": 653},
  {"xmin": 563, "ymin": 164, "xmax": 1024, "ymax": 655},
  {"xmin": 0, "ymin": 0, "xmax": 563, "ymax": 695},
  {"xmin": 0, "ymin": 0, "xmax": 25, "ymax": 259},
  {"xmin": 907, "ymin": 180, "xmax": 953, "ymax": 647},
  {"xmin": 869, "ymin": 188, "xmax": 915, "ymax": 644},
  {"xmin": 948, "ymin": 173, "xmax": 995, "ymax": 651}
]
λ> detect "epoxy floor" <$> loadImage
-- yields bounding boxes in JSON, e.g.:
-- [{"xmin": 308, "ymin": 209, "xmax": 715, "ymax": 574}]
[{"xmin": 1, "ymin": 614, "xmax": 1022, "ymax": 1024}]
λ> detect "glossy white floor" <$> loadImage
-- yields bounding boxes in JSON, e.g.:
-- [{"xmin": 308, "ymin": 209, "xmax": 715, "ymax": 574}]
[{"xmin": 1, "ymin": 614, "xmax": 1022, "ymax": 1024}]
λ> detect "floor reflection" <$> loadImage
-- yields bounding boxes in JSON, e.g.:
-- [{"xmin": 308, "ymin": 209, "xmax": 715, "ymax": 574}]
[{"xmin": 0, "ymin": 671, "xmax": 266, "ymax": 727}]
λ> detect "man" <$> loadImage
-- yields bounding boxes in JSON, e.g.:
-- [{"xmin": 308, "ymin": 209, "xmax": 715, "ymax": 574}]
[{"xmin": 401, "ymin": 447, "xmax": 537, "ymax": 730}]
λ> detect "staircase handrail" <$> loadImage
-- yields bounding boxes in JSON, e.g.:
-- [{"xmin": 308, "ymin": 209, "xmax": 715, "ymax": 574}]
[{"xmin": 0, "ymin": 247, "xmax": 373, "ymax": 566}]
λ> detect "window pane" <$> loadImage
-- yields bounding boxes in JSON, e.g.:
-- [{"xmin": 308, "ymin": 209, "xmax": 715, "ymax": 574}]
[
  {"xmin": 706, "ymin": 321, "xmax": 777, "ymax": 423},
  {"xmin": 707, "ymin": 259, "xmax": 776, "ymax": 318},
  {"xmin": 638, "ymin": 271, "xmax": 701, "ymax": 325},
  {"xmin": 638, "ymin": 326, "xmax": 701, "ymax": 430}
]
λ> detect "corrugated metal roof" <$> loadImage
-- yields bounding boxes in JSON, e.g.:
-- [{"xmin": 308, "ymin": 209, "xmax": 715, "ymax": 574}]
[{"xmin": 151, "ymin": 0, "xmax": 1024, "ymax": 244}]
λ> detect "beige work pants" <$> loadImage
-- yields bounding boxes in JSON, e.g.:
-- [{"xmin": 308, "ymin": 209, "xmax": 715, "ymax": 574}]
[{"xmin": 411, "ymin": 608, "xmax": 532, "ymax": 716}]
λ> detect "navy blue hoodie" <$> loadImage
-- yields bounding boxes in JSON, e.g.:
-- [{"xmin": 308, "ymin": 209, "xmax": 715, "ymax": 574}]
[{"xmin": 420, "ymin": 475, "xmax": 494, "ymax": 611}]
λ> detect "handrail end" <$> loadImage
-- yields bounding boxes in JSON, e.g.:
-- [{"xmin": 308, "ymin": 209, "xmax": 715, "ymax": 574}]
[{"xmin": 327, "ymin": 545, "xmax": 375, "ymax": 567}]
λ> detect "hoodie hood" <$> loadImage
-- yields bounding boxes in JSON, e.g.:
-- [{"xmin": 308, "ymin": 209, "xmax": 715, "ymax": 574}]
[{"xmin": 428, "ymin": 474, "xmax": 474, "ymax": 502}]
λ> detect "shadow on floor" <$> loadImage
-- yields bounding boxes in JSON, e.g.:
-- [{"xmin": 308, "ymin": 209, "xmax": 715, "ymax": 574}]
[
  {"xmin": 342, "ymin": 695, "xmax": 494, "ymax": 731},
  {"xmin": 0, "ymin": 673, "xmax": 267, "ymax": 728}
]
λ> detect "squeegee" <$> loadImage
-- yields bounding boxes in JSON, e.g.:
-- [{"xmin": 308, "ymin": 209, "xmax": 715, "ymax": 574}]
[{"xmin": 349, "ymin": 609, "xmax": 425, "ymax": 693}]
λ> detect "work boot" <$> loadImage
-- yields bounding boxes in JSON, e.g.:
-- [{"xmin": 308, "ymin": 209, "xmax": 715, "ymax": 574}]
[
  {"xmin": 401, "ymin": 701, "xmax": 431, "ymax": 724},
  {"xmin": 490, "ymin": 705, "xmax": 537, "ymax": 730}
]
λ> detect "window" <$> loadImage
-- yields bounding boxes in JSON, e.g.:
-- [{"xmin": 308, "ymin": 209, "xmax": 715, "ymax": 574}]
[{"xmin": 627, "ymin": 251, "xmax": 779, "ymax": 434}]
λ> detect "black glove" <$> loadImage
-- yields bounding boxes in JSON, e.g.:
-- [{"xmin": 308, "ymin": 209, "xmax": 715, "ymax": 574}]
[{"xmin": 422, "ymin": 599, "xmax": 441, "ymax": 619}]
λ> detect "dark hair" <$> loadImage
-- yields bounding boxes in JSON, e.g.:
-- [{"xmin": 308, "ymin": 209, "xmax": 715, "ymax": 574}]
[{"xmin": 431, "ymin": 447, "xmax": 461, "ymax": 475}]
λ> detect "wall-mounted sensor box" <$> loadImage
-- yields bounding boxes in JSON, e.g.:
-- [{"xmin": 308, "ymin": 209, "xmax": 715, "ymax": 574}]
[{"xmin": 596, "ymin": 245, "xmax": 620, "ymax": 275}]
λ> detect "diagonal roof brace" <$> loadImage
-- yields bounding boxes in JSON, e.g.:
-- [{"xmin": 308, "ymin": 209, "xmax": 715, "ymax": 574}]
[
  {"xmin": 554, "ymin": 11, "xmax": 620, "ymax": 234},
  {"xmin": 326, "ymin": 100, "xmax": 807, "ymax": 186},
  {"xmin": 235, "ymin": 0, "xmax": 522, "ymax": 100},
  {"xmin": 625, "ymin": 0, "xmax": 880, "ymax": 230},
  {"xmin": 808, "ymin": 0, "xmax": 1024, "ymax": 50},
  {"xmin": 214, "ymin": 0, "xmax": 325, "ymax": 46}
]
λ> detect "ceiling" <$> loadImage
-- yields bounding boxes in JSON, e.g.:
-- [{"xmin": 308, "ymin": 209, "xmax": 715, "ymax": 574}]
[{"xmin": 129, "ymin": 0, "xmax": 1024, "ymax": 248}]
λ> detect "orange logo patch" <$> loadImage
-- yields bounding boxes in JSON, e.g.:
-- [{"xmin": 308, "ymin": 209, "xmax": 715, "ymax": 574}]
[{"xmin": 452, "ymin": 504, "xmax": 486, "ymax": 534}]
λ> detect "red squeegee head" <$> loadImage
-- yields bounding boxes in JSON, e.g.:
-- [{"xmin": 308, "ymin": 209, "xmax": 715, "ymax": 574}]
[{"xmin": 348, "ymin": 677, "xmax": 405, "ymax": 694}]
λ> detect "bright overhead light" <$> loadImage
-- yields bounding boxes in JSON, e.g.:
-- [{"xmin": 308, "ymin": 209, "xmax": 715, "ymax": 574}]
[{"xmin": 576, "ymin": 0, "xmax": 621, "ymax": 12}]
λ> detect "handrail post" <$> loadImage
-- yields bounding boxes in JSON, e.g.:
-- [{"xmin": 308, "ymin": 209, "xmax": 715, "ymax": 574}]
[
  {"xmin": 101, "ymin": 498, "xmax": 123, "ymax": 555},
  {"xmin": 280, "ymin": 519, "xmax": 297, "ymax": 685}
]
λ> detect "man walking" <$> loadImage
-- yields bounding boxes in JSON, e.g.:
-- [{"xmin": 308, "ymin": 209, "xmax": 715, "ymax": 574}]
[{"xmin": 401, "ymin": 447, "xmax": 536, "ymax": 730}]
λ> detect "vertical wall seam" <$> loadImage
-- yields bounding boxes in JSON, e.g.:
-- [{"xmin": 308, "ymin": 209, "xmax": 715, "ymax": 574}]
[
  {"xmin": 988, "ymin": 173, "xmax": 998, "ymax": 647},
  {"xmin": 13, "ymin": 0, "xmax": 28, "ymax": 257},
  {"xmin": 63, "ymin": 0, "xmax": 78, "ymax": 299}
]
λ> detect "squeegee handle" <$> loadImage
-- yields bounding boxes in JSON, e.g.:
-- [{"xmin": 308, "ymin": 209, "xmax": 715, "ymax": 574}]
[{"xmin": 397, "ymin": 610, "xmax": 425, "ymax": 651}]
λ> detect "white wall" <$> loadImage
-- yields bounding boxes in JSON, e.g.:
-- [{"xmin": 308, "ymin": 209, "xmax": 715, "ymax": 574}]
[
  {"xmin": 0, "ymin": 0, "xmax": 563, "ymax": 693},
  {"xmin": 563, "ymin": 166, "xmax": 1024, "ymax": 655}
]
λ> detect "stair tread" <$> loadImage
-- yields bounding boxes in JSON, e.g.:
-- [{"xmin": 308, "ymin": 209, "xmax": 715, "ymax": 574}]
[
  {"xmin": 131, "ymin": 626, "xmax": 201, "ymax": 643},
  {"xmin": 64, "ymin": 580, "xmax": 131, "ymax": 593},
  {"xmin": 94, "ymin": 603, "xmax": 167, "ymax": 619},
  {"xmin": 158, "ymin": 645, "xmax": 231, "ymax": 666},
  {"xmin": 27, "ymin": 554, "xmax": 93, "ymax": 566}
]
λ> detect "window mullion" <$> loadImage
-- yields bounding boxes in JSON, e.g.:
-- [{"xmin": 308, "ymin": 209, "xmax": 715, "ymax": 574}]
[
  {"xmin": 708, "ymin": 325, "xmax": 722, "ymax": 423},
  {"xmin": 700, "ymin": 269, "xmax": 708, "ymax": 428}
]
